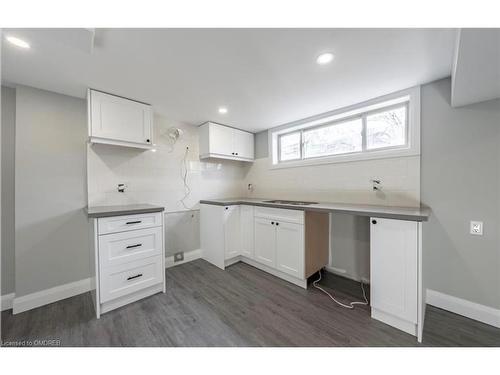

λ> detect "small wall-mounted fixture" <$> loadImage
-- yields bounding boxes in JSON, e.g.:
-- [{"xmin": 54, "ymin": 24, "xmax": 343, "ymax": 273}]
[
  {"xmin": 248, "ymin": 183, "xmax": 254, "ymax": 192},
  {"xmin": 167, "ymin": 127, "xmax": 184, "ymax": 142},
  {"xmin": 371, "ymin": 179, "xmax": 381, "ymax": 191},
  {"xmin": 470, "ymin": 221, "xmax": 483, "ymax": 236},
  {"xmin": 117, "ymin": 183, "xmax": 127, "ymax": 193}
]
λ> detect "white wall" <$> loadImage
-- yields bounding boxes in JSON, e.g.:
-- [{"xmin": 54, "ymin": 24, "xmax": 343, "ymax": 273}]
[
  {"xmin": 1, "ymin": 86, "xmax": 15, "ymax": 295},
  {"xmin": 87, "ymin": 114, "xmax": 248, "ymax": 256},
  {"xmin": 243, "ymin": 156, "xmax": 420, "ymax": 207},
  {"xmin": 15, "ymin": 86, "xmax": 90, "ymax": 297},
  {"xmin": 421, "ymin": 78, "xmax": 500, "ymax": 309}
]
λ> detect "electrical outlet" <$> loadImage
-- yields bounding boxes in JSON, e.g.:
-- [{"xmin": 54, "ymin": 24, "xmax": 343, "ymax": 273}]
[
  {"xmin": 174, "ymin": 252, "xmax": 184, "ymax": 262},
  {"xmin": 470, "ymin": 221, "xmax": 483, "ymax": 236}
]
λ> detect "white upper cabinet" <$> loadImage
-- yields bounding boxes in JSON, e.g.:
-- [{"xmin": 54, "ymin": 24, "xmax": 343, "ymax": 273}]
[
  {"xmin": 199, "ymin": 122, "xmax": 254, "ymax": 162},
  {"xmin": 88, "ymin": 89, "xmax": 153, "ymax": 149},
  {"xmin": 233, "ymin": 128, "xmax": 255, "ymax": 160}
]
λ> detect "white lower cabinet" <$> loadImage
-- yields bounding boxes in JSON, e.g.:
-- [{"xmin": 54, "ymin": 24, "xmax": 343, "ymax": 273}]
[
  {"xmin": 254, "ymin": 217, "xmax": 277, "ymax": 267},
  {"xmin": 240, "ymin": 205, "xmax": 255, "ymax": 258},
  {"xmin": 370, "ymin": 217, "xmax": 418, "ymax": 336},
  {"xmin": 90, "ymin": 211, "xmax": 165, "ymax": 318},
  {"xmin": 276, "ymin": 221, "xmax": 304, "ymax": 279},
  {"xmin": 99, "ymin": 255, "xmax": 164, "ymax": 303},
  {"xmin": 224, "ymin": 205, "xmax": 241, "ymax": 259},
  {"xmin": 201, "ymin": 204, "xmax": 306, "ymax": 287}
]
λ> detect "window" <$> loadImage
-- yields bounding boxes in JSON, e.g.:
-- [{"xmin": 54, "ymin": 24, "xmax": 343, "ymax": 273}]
[
  {"xmin": 279, "ymin": 132, "xmax": 301, "ymax": 161},
  {"xmin": 270, "ymin": 87, "xmax": 420, "ymax": 168},
  {"xmin": 366, "ymin": 105, "xmax": 407, "ymax": 150},
  {"xmin": 303, "ymin": 118, "xmax": 363, "ymax": 158}
]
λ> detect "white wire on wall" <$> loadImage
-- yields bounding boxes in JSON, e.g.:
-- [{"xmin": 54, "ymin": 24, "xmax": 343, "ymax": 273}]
[{"xmin": 179, "ymin": 146, "xmax": 191, "ymax": 210}]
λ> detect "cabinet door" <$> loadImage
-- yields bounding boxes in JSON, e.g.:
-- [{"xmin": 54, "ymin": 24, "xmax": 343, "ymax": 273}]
[
  {"xmin": 200, "ymin": 204, "xmax": 225, "ymax": 270},
  {"xmin": 254, "ymin": 217, "xmax": 276, "ymax": 267},
  {"xmin": 233, "ymin": 129, "xmax": 254, "ymax": 160},
  {"xmin": 276, "ymin": 222, "xmax": 304, "ymax": 279},
  {"xmin": 224, "ymin": 206, "xmax": 241, "ymax": 259},
  {"xmin": 240, "ymin": 205, "xmax": 255, "ymax": 258},
  {"xmin": 90, "ymin": 90, "xmax": 152, "ymax": 145},
  {"xmin": 370, "ymin": 217, "xmax": 417, "ymax": 323},
  {"xmin": 209, "ymin": 123, "xmax": 234, "ymax": 156}
]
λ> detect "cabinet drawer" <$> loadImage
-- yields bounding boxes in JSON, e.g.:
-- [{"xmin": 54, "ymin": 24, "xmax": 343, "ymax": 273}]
[
  {"xmin": 99, "ymin": 227, "xmax": 163, "ymax": 268},
  {"xmin": 254, "ymin": 206, "xmax": 304, "ymax": 224},
  {"xmin": 98, "ymin": 212, "xmax": 162, "ymax": 234},
  {"xmin": 99, "ymin": 256, "xmax": 163, "ymax": 303}
]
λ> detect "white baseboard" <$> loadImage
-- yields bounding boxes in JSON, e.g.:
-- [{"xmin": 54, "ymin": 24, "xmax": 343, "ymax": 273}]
[
  {"xmin": 165, "ymin": 249, "xmax": 203, "ymax": 268},
  {"xmin": 426, "ymin": 289, "xmax": 500, "ymax": 329},
  {"xmin": 13, "ymin": 278, "xmax": 91, "ymax": 315},
  {"xmin": 7, "ymin": 249, "xmax": 203, "ymax": 315},
  {"xmin": 1, "ymin": 293, "xmax": 15, "ymax": 311},
  {"xmin": 372, "ymin": 308, "xmax": 417, "ymax": 337}
]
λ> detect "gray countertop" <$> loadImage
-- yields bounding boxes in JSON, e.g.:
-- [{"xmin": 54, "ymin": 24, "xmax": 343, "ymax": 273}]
[
  {"xmin": 86, "ymin": 204, "xmax": 165, "ymax": 218},
  {"xmin": 200, "ymin": 198, "xmax": 430, "ymax": 222}
]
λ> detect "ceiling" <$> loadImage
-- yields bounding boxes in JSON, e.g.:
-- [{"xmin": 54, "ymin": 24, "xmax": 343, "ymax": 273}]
[
  {"xmin": 2, "ymin": 28, "xmax": 457, "ymax": 132},
  {"xmin": 451, "ymin": 29, "xmax": 500, "ymax": 107}
]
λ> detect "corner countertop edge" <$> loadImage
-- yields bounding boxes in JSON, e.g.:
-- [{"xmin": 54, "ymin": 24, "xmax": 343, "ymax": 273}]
[
  {"xmin": 199, "ymin": 199, "xmax": 430, "ymax": 222},
  {"xmin": 85, "ymin": 204, "xmax": 165, "ymax": 218}
]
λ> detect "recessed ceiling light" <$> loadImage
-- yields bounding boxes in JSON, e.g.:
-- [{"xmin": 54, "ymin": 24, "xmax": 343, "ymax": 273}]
[
  {"xmin": 218, "ymin": 107, "xmax": 228, "ymax": 114},
  {"xmin": 6, "ymin": 36, "xmax": 30, "ymax": 49},
  {"xmin": 316, "ymin": 52, "xmax": 334, "ymax": 65}
]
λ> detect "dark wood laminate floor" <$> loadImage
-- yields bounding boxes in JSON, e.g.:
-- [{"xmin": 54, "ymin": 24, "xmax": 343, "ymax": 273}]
[{"xmin": 2, "ymin": 259, "xmax": 499, "ymax": 347}]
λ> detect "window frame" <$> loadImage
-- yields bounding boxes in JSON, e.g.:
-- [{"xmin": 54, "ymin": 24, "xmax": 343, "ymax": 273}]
[{"xmin": 269, "ymin": 86, "xmax": 420, "ymax": 169}]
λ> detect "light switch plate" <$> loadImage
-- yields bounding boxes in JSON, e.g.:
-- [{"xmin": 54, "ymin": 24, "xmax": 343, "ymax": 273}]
[{"xmin": 470, "ymin": 221, "xmax": 483, "ymax": 236}]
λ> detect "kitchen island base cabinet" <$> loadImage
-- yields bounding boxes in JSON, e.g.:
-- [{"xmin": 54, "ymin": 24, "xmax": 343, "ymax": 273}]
[{"xmin": 370, "ymin": 217, "xmax": 422, "ymax": 341}]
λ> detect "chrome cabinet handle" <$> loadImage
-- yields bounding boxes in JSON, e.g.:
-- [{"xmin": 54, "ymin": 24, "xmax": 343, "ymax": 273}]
[
  {"xmin": 126, "ymin": 244, "xmax": 142, "ymax": 249},
  {"xmin": 127, "ymin": 273, "xmax": 143, "ymax": 281}
]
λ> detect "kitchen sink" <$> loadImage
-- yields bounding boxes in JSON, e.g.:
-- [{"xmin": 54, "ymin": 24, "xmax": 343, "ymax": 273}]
[{"xmin": 263, "ymin": 200, "xmax": 318, "ymax": 205}]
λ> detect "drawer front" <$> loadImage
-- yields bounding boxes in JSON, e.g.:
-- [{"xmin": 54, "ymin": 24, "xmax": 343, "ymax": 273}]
[
  {"xmin": 254, "ymin": 206, "xmax": 304, "ymax": 224},
  {"xmin": 99, "ymin": 227, "xmax": 163, "ymax": 268},
  {"xmin": 98, "ymin": 212, "xmax": 162, "ymax": 234},
  {"xmin": 99, "ymin": 256, "xmax": 163, "ymax": 303}
]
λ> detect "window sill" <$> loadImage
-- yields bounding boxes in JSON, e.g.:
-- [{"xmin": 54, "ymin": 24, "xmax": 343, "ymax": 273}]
[{"xmin": 268, "ymin": 147, "xmax": 420, "ymax": 170}]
